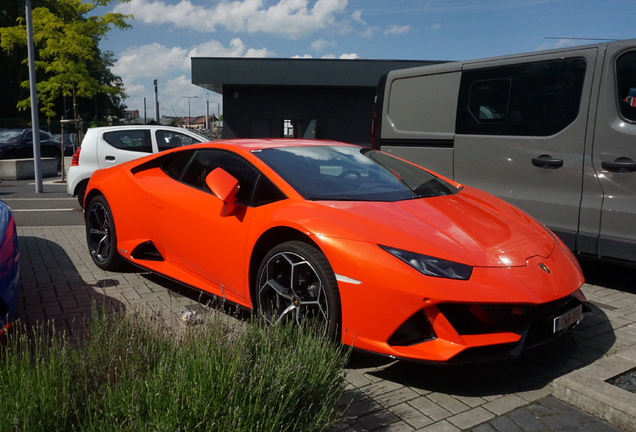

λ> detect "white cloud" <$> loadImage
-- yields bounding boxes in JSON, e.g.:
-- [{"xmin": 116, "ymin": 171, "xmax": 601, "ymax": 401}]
[
  {"xmin": 311, "ymin": 38, "xmax": 336, "ymax": 52},
  {"xmin": 113, "ymin": 38, "xmax": 274, "ymax": 81},
  {"xmin": 115, "ymin": 0, "xmax": 349, "ymax": 40},
  {"xmin": 385, "ymin": 24, "xmax": 410, "ymax": 35},
  {"xmin": 430, "ymin": 23, "xmax": 441, "ymax": 30},
  {"xmin": 351, "ymin": 9, "xmax": 365, "ymax": 24},
  {"xmin": 291, "ymin": 54, "xmax": 314, "ymax": 58},
  {"xmin": 359, "ymin": 26, "xmax": 377, "ymax": 38},
  {"xmin": 339, "ymin": 53, "xmax": 359, "ymax": 59},
  {"xmin": 321, "ymin": 54, "xmax": 336, "ymax": 59}
]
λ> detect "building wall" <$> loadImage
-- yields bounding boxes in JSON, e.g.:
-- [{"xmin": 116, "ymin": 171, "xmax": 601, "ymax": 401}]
[{"xmin": 222, "ymin": 85, "xmax": 376, "ymax": 145}]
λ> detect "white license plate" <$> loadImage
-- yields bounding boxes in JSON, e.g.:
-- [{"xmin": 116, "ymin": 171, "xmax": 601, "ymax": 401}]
[{"xmin": 553, "ymin": 304, "xmax": 583, "ymax": 333}]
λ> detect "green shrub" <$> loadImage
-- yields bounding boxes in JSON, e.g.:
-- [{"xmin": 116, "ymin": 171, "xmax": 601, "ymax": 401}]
[{"xmin": 0, "ymin": 307, "xmax": 348, "ymax": 432}]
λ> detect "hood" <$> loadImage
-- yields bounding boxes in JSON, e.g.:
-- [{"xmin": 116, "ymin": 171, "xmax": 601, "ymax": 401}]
[{"xmin": 319, "ymin": 186, "xmax": 554, "ymax": 267}]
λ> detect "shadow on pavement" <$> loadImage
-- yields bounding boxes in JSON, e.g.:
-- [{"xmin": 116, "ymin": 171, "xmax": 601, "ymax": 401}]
[
  {"xmin": 578, "ymin": 257, "xmax": 636, "ymax": 294},
  {"xmin": 346, "ymin": 305, "xmax": 614, "ymax": 398},
  {"xmin": 12, "ymin": 236, "xmax": 126, "ymax": 341}
]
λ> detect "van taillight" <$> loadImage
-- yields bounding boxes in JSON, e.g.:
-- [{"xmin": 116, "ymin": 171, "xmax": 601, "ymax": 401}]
[
  {"xmin": 71, "ymin": 147, "xmax": 81, "ymax": 166},
  {"xmin": 371, "ymin": 111, "xmax": 378, "ymax": 149}
]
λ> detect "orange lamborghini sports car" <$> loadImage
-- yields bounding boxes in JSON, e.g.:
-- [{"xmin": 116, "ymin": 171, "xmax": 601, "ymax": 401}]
[{"xmin": 84, "ymin": 139, "xmax": 587, "ymax": 363}]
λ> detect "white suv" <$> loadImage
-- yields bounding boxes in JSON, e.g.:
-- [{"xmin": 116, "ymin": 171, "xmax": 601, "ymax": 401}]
[{"xmin": 67, "ymin": 125, "xmax": 207, "ymax": 206}]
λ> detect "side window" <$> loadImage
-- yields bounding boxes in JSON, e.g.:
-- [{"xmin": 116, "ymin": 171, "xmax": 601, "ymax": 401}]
[
  {"xmin": 616, "ymin": 51, "xmax": 636, "ymax": 122},
  {"xmin": 39, "ymin": 132, "xmax": 50, "ymax": 141},
  {"xmin": 156, "ymin": 130, "xmax": 202, "ymax": 152},
  {"xmin": 161, "ymin": 149, "xmax": 197, "ymax": 181},
  {"xmin": 179, "ymin": 150, "xmax": 260, "ymax": 204},
  {"xmin": 457, "ymin": 57, "xmax": 587, "ymax": 136},
  {"xmin": 103, "ymin": 130, "xmax": 152, "ymax": 153}
]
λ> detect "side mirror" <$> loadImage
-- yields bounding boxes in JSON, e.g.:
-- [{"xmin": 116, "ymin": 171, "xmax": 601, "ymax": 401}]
[{"xmin": 205, "ymin": 167, "xmax": 240, "ymax": 216}]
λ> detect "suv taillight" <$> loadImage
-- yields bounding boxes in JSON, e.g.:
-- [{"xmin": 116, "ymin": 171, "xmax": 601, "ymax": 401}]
[{"xmin": 71, "ymin": 147, "xmax": 81, "ymax": 166}]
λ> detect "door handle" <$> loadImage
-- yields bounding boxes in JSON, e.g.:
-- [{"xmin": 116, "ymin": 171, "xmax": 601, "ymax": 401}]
[
  {"xmin": 532, "ymin": 155, "xmax": 563, "ymax": 169},
  {"xmin": 601, "ymin": 157, "xmax": 636, "ymax": 173},
  {"xmin": 105, "ymin": 155, "xmax": 115, "ymax": 162}
]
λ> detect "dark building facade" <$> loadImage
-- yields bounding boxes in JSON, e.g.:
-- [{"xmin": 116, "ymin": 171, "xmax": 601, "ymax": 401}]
[{"xmin": 191, "ymin": 58, "xmax": 441, "ymax": 145}]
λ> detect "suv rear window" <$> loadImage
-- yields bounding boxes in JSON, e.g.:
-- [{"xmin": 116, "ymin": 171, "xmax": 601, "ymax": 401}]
[{"xmin": 103, "ymin": 130, "xmax": 152, "ymax": 153}]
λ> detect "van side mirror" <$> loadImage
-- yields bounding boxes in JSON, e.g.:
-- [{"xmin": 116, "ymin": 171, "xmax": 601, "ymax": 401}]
[{"xmin": 205, "ymin": 167, "xmax": 240, "ymax": 216}]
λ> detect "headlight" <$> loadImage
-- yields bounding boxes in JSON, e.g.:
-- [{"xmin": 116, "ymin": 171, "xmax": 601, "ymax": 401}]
[{"xmin": 379, "ymin": 245, "xmax": 473, "ymax": 280}]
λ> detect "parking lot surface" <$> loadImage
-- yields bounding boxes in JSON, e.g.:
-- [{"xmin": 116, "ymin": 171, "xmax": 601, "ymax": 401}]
[{"xmin": 13, "ymin": 224, "xmax": 636, "ymax": 431}]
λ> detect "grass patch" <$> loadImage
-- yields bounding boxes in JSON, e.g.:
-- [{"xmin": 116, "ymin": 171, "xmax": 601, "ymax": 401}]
[{"xmin": 0, "ymin": 307, "xmax": 349, "ymax": 431}]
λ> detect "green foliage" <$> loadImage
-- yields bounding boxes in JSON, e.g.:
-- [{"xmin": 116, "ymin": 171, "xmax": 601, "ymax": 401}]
[
  {"xmin": 0, "ymin": 0, "xmax": 132, "ymax": 118},
  {"xmin": 0, "ymin": 306, "xmax": 349, "ymax": 432}
]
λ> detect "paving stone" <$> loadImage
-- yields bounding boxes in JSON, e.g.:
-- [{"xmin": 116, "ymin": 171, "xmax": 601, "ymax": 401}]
[
  {"xmin": 469, "ymin": 423, "xmax": 497, "ymax": 432},
  {"xmin": 507, "ymin": 407, "xmax": 548, "ymax": 432},
  {"xmin": 482, "ymin": 394, "xmax": 527, "ymax": 416},
  {"xmin": 408, "ymin": 396, "xmax": 451, "ymax": 422},
  {"xmin": 374, "ymin": 420, "xmax": 414, "ymax": 432},
  {"xmin": 362, "ymin": 380, "xmax": 405, "ymax": 399},
  {"xmin": 447, "ymin": 407, "xmax": 495, "ymax": 430},
  {"xmin": 389, "ymin": 403, "xmax": 433, "ymax": 430},
  {"xmin": 344, "ymin": 398, "xmax": 384, "ymax": 419},
  {"xmin": 426, "ymin": 393, "xmax": 470, "ymax": 415},
  {"xmin": 417, "ymin": 420, "xmax": 461, "ymax": 432},
  {"xmin": 357, "ymin": 409, "xmax": 401, "ymax": 431},
  {"xmin": 375, "ymin": 387, "xmax": 420, "ymax": 408},
  {"xmin": 489, "ymin": 415, "xmax": 524, "ymax": 432}
]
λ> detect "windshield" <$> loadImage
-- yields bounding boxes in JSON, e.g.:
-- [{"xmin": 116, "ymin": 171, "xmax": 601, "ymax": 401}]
[
  {"xmin": 253, "ymin": 145, "xmax": 460, "ymax": 202},
  {"xmin": 0, "ymin": 130, "xmax": 23, "ymax": 143}
]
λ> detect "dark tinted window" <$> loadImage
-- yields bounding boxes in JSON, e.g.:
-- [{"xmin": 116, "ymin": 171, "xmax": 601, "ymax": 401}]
[
  {"xmin": 254, "ymin": 145, "xmax": 459, "ymax": 202},
  {"xmin": 103, "ymin": 130, "xmax": 152, "ymax": 153},
  {"xmin": 457, "ymin": 58, "xmax": 587, "ymax": 136},
  {"xmin": 161, "ymin": 149, "xmax": 196, "ymax": 181},
  {"xmin": 161, "ymin": 149, "xmax": 280, "ymax": 206},
  {"xmin": 617, "ymin": 51, "xmax": 636, "ymax": 122}
]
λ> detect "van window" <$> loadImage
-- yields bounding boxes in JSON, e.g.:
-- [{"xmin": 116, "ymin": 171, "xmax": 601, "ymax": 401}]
[
  {"xmin": 103, "ymin": 130, "xmax": 152, "ymax": 153},
  {"xmin": 616, "ymin": 51, "xmax": 636, "ymax": 122},
  {"xmin": 457, "ymin": 58, "xmax": 587, "ymax": 136}
]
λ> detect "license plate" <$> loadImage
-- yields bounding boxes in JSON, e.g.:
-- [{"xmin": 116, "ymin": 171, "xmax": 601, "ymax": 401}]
[{"xmin": 553, "ymin": 304, "xmax": 583, "ymax": 333}]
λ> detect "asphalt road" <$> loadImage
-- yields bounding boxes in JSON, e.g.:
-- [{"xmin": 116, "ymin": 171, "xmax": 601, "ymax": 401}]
[{"xmin": 0, "ymin": 177, "xmax": 84, "ymax": 226}]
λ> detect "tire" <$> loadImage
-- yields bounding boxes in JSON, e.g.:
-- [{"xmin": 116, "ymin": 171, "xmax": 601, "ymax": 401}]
[
  {"xmin": 85, "ymin": 195, "xmax": 123, "ymax": 271},
  {"xmin": 256, "ymin": 241, "xmax": 342, "ymax": 340},
  {"xmin": 76, "ymin": 183, "xmax": 87, "ymax": 208}
]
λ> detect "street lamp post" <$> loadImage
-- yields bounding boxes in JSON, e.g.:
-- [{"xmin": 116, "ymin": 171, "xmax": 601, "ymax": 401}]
[{"xmin": 183, "ymin": 96, "xmax": 198, "ymax": 129}]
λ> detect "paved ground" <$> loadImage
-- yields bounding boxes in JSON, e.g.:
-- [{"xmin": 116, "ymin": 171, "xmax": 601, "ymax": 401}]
[{"xmin": 13, "ymin": 225, "xmax": 636, "ymax": 431}]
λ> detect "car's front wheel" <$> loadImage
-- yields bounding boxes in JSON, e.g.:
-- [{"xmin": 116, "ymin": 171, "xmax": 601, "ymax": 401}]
[
  {"xmin": 86, "ymin": 195, "xmax": 123, "ymax": 270},
  {"xmin": 256, "ymin": 241, "xmax": 341, "ymax": 340}
]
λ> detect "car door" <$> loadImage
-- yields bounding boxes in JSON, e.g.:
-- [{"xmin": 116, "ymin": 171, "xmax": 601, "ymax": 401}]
[
  {"xmin": 591, "ymin": 41, "xmax": 636, "ymax": 261},
  {"xmin": 146, "ymin": 149, "xmax": 260, "ymax": 298},
  {"xmin": 97, "ymin": 129, "xmax": 154, "ymax": 169},
  {"xmin": 453, "ymin": 48, "xmax": 599, "ymax": 248}
]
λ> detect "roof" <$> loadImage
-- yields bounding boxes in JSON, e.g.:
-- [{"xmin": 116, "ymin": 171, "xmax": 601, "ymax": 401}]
[{"xmin": 191, "ymin": 57, "xmax": 444, "ymax": 94}]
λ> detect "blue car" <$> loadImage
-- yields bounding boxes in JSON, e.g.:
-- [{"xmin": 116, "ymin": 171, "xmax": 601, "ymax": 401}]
[{"xmin": 0, "ymin": 199, "xmax": 19, "ymax": 335}]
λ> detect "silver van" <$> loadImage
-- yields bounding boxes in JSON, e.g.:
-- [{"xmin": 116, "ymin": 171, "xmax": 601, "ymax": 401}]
[{"xmin": 372, "ymin": 39, "xmax": 636, "ymax": 262}]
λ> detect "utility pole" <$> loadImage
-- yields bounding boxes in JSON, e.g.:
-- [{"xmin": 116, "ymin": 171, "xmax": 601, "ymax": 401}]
[
  {"xmin": 206, "ymin": 94, "xmax": 210, "ymax": 129},
  {"xmin": 154, "ymin": 79, "xmax": 160, "ymax": 123},
  {"xmin": 183, "ymin": 96, "xmax": 198, "ymax": 129},
  {"xmin": 25, "ymin": 0, "xmax": 43, "ymax": 192}
]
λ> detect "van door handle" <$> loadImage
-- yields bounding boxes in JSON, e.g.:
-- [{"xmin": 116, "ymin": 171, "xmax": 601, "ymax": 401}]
[
  {"xmin": 602, "ymin": 158, "xmax": 636, "ymax": 173},
  {"xmin": 105, "ymin": 155, "xmax": 115, "ymax": 162},
  {"xmin": 532, "ymin": 155, "xmax": 563, "ymax": 169}
]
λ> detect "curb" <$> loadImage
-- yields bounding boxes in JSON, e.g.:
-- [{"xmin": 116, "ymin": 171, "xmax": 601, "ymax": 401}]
[{"xmin": 553, "ymin": 347, "xmax": 636, "ymax": 431}]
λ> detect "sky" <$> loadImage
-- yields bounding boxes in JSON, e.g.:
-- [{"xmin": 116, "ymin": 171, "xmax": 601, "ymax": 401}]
[{"xmin": 97, "ymin": 0, "xmax": 636, "ymax": 120}]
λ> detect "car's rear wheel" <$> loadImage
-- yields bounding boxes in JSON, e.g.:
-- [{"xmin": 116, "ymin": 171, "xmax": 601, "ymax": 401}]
[
  {"xmin": 256, "ymin": 241, "xmax": 341, "ymax": 340},
  {"xmin": 86, "ymin": 195, "xmax": 123, "ymax": 271},
  {"xmin": 76, "ymin": 182, "xmax": 87, "ymax": 208}
]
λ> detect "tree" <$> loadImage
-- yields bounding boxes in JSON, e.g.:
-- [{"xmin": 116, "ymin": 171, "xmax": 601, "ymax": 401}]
[{"xmin": 0, "ymin": 0, "xmax": 132, "ymax": 121}]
